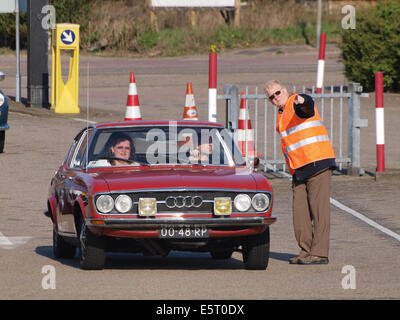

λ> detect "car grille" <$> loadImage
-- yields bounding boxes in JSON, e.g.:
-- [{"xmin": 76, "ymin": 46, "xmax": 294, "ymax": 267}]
[{"xmin": 97, "ymin": 190, "xmax": 270, "ymax": 215}]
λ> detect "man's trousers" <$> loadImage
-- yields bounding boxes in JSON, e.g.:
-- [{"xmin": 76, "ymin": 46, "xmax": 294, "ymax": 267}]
[{"xmin": 292, "ymin": 168, "xmax": 332, "ymax": 258}]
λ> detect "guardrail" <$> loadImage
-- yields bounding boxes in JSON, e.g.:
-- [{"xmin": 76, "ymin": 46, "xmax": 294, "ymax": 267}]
[{"xmin": 218, "ymin": 82, "xmax": 369, "ymax": 176}]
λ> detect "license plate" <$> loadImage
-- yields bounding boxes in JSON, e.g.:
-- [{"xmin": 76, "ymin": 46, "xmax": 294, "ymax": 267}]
[{"xmin": 159, "ymin": 226, "xmax": 209, "ymax": 239}]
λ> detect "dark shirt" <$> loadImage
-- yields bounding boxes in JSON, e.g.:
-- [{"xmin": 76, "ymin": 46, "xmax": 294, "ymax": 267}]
[{"xmin": 292, "ymin": 94, "xmax": 336, "ymax": 182}]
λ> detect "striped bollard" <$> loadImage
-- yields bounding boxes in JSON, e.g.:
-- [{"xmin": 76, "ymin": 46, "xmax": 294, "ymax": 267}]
[
  {"xmin": 208, "ymin": 52, "xmax": 217, "ymax": 122},
  {"xmin": 375, "ymin": 72, "xmax": 385, "ymax": 172},
  {"xmin": 316, "ymin": 33, "xmax": 326, "ymax": 94}
]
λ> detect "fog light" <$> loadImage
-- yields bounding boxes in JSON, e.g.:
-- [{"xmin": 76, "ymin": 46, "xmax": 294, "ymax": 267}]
[
  {"xmin": 139, "ymin": 198, "xmax": 157, "ymax": 216},
  {"xmin": 214, "ymin": 197, "xmax": 231, "ymax": 215}
]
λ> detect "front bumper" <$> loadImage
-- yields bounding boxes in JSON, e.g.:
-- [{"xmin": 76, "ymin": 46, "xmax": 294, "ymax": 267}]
[
  {"xmin": 86, "ymin": 216, "xmax": 277, "ymax": 228},
  {"xmin": 0, "ymin": 124, "xmax": 9, "ymax": 131}
]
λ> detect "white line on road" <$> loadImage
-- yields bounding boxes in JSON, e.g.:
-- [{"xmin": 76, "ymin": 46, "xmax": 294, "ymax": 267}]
[
  {"xmin": 72, "ymin": 118, "xmax": 97, "ymax": 124},
  {"xmin": 269, "ymin": 168, "xmax": 400, "ymax": 243},
  {"xmin": 330, "ymin": 198, "xmax": 400, "ymax": 242},
  {"xmin": 0, "ymin": 232, "xmax": 32, "ymax": 249}
]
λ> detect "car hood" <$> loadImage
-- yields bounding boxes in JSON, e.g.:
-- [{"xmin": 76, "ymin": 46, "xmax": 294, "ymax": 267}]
[{"xmin": 94, "ymin": 166, "xmax": 262, "ymax": 192}]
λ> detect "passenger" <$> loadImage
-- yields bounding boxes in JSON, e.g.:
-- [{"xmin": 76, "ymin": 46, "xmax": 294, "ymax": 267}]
[{"xmin": 188, "ymin": 142, "xmax": 213, "ymax": 163}]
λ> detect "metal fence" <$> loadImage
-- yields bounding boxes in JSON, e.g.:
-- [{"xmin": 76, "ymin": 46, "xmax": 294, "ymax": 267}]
[{"xmin": 218, "ymin": 82, "xmax": 369, "ymax": 175}]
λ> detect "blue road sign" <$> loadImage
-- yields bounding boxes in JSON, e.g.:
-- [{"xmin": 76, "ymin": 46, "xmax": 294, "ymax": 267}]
[{"xmin": 61, "ymin": 30, "xmax": 76, "ymax": 45}]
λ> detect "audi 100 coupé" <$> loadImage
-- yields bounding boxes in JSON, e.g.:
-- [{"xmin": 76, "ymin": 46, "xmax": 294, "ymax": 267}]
[{"xmin": 46, "ymin": 121, "xmax": 276, "ymax": 270}]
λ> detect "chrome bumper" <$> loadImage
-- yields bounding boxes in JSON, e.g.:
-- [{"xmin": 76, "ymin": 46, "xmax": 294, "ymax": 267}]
[{"xmin": 87, "ymin": 216, "xmax": 277, "ymax": 228}]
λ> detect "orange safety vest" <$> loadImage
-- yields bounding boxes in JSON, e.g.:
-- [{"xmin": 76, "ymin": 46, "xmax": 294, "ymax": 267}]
[{"xmin": 276, "ymin": 94, "xmax": 335, "ymax": 175}]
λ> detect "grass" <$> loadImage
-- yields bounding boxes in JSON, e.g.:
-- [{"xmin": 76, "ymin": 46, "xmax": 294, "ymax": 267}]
[{"xmin": 0, "ymin": 0, "xmax": 344, "ymax": 57}]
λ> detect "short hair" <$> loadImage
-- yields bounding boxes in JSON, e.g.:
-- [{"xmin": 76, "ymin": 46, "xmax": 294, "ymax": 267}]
[{"xmin": 264, "ymin": 80, "xmax": 283, "ymax": 94}]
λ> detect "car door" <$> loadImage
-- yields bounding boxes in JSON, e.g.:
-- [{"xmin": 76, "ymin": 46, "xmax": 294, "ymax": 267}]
[{"xmin": 56, "ymin": 129, "xmax": 92, "ymax": 235}]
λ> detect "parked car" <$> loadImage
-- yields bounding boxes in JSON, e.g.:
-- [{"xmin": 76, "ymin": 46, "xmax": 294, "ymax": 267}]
[
  {"xmin": 0, "ymin": 72, "xmax": 9, "ymax": 153},
  {"xmin": 45, "ymin": 120, "xmax": 275, "ymax": 270}
]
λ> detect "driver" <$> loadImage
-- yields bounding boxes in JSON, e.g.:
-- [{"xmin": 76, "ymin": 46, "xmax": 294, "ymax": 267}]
[{"xmin": 92, "ymin": 132, "xmax": 139, "ymax": 167}]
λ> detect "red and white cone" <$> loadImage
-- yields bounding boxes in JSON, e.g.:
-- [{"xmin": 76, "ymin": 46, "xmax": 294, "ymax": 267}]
[
  {"xmin": 124, "ymin": 72, "xmax": 142, "ymax": 121},
  {"xmin": 237, "ymin": 92, "xmax": 255, "ymax": 158},
  {"xmin": 183, "ymin": 82, "xmax": 199, "ymax": 121}
]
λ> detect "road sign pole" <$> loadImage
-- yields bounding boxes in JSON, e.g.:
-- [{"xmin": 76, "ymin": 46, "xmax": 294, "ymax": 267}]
[{"xmin": 15, "ymin": 0, "xmax": 21, "ymax": 103}]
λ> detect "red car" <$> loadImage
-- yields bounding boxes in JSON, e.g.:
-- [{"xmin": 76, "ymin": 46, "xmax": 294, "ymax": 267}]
[{"xmin": 46, "ymin": 121, "xmax": 275, "ymax": 270}]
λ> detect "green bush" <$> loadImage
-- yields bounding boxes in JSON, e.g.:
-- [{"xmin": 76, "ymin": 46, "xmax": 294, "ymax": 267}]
[{"xmin": 341, "ymin": 0, "xmax": 400, "ymax": 92}]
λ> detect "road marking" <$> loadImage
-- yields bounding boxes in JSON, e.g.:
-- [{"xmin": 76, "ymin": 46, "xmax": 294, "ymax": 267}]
[
  {"xmin": 0, "ymin": 232, "xmax": 32, "ymax": 249},
  {"xmin": 330, "ymin": 198, "xmax": 400, "ymax": 242},
  {"xmin": 268, "ymin": 167, "xmax": 400, "ymax": 243},
  {"xmin": 72, "ymin": 118, "xmax": 96, "ymax": 124}
]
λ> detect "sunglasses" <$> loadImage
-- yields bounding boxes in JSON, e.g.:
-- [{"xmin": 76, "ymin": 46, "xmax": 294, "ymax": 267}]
[{"xmin": 268, "ymin": 89, "xmax": 282, "ymax": 100}]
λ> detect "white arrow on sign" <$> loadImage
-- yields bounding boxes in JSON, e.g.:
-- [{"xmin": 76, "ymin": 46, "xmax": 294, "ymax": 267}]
[
  {"xmin": 0, "ymin": 232, "xmax": 32, "ymax": 250},
  {"xmin": 61, "ymin": 30, "xmax": 74, "ymax": 43}
]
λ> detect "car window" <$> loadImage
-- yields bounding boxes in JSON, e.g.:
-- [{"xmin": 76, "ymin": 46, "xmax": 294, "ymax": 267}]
[
  {"xmin": 88, "ymin": 126, "xmax": 243, "ymax": 167},
  {"xmin": 68, "ymin": 129, "xmax": 93, "ymax": 169}
]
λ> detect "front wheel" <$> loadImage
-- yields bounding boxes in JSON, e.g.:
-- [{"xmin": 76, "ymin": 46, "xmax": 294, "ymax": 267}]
[
  {"xmin": 53, "ymin": 225, "xmax": 76, "ymax": 259},
  {"xmin": 242, "ymin": 227, "xmax": 270, "ymax": 270},
  {"xmin": 79, "ymin": 219, "xmax": 106, "ymax": 270}
]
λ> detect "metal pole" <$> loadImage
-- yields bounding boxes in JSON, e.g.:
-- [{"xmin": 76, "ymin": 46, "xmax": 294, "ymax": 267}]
[
  {"xmin": 375, "ymin": 72, "xmax": 385, "ymax": 172},
  {"xmin": 316, "ymin": 0, "xmax": 322, "ymax": 49},
  {"xmin": 348, "ymin": 82, "xmax": 367, "ymax": 176},
  {"xmin": 15, "ymin": 0, "xmax": 21, "ymax": 102}
]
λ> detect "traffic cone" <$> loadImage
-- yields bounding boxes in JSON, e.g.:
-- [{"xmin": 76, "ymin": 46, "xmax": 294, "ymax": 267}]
[
  {"xmin": 237, "ymin": 92, "xmax": 255, "ymax": 158},
  {"xmin": 124, "ymin": 72, "xmax": 142, "ymax": 121},
  {"xmin": 183, "ymin": 82, "xmax": 199, "ymax": 120}
]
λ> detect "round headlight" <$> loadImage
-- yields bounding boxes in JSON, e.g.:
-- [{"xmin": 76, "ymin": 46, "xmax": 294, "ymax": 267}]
[
  {"xmin": 96, "ymin": 195, "xmax": 114, "ymax": 213},
  {"xmin": 115, "ymin": 194, "xmax": 132, "ymax": 213},
  {"xmin": 234, "ymin": 194, "xmax": 252, "ymax": 212},
  {"xmin": 251, "ymin": 193, "xmax": 270, "ymax": 212},
  {"xmin": 0, "ymin": 93, "xmax": 4, "ymax": 106}
]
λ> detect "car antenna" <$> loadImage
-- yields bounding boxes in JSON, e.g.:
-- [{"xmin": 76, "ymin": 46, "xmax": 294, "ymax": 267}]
[{"xmin": 85, "ymin": 62, "xmax": 90, "ymax": 173}]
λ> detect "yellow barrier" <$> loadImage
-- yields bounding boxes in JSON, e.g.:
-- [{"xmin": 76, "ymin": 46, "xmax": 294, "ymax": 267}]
[{"xmin": 51, "ymin": 24, "xmax": 80, "ymax": 113}]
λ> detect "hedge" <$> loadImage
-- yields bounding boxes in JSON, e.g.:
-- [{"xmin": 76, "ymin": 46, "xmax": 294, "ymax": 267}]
[{"xmin": 341, "ymin": 0, "xmax": 400, "ymax": 92}]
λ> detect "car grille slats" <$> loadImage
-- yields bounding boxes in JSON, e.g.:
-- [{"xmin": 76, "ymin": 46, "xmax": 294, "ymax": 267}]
[{"xmin": 95, "ymin": 190, "xmax": 271, "ymax": 215}]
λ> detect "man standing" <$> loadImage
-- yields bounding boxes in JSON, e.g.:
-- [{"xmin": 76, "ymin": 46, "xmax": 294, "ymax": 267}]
[{"xmin": 264, "ymin": 80, "xmax": 336, "ymax": 265}]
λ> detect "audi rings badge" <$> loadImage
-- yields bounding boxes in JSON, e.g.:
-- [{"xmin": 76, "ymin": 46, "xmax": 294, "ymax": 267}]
[{"xmin": 165, "ymin": 196, "xmax": 203, "ymax": 208}]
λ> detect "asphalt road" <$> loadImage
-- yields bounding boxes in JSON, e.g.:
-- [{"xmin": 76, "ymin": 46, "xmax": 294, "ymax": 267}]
[{"xmin": 0, "ymin": 45, "xmax": 399, "ymax": 301}]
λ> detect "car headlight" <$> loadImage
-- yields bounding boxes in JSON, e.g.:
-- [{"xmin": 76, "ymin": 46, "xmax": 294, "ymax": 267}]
[
  {"xmin": 96, "ymin": 195, "xmax": 114, "ymax": 213},
  {"xmin": 0, "ymin": 93, "xmax": 4, "ymax": 106},
  {"xmin": 251, "ymin": 193, "xmax": 270, "ymax": 212},
  {"xmin": 234, "ymin": 194, "xmax": 252, "ymax": 212},
  {"xmin": 115, "ymin": 195, "xmax": 132, "ymax": 213}
]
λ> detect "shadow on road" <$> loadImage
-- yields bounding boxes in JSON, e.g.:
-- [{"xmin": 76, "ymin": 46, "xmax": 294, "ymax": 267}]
[{"xmin": 35, "ymin": 246, "xmax": 294, "ymax": 270}]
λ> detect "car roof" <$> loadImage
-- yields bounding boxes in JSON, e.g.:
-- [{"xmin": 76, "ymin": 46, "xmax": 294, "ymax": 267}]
[{"xmin": 93, "ymin": 120, "xmax": 225, "ymax": 129}]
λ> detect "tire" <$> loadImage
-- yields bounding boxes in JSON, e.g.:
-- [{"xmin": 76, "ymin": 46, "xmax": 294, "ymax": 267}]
[
  {"xmin": 53, "ymin": 225, "xmax": 76, "ymax": 259},
  {"xmin": 0, "ymin": 131, "xmax": 5, "ymax": 153},
  {"xmin": 242, "ymin": 227, "xmax": 270, "ymax": 270},
  {"xmin": 79, "ymin": 219, "xmax": 106, "ymax": 270}
]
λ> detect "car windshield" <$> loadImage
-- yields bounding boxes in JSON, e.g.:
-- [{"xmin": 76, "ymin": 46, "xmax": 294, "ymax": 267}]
[{"xmin": 87, "ymin": 125, "xmax": 245, "ymax": 167}]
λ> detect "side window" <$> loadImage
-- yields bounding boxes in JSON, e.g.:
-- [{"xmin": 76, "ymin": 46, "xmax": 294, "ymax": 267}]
[{"xmin": 68, "ymin": 129, "xmax": 93, "ymax": 169}]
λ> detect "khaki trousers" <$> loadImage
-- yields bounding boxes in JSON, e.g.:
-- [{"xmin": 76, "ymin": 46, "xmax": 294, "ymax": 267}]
[{"xmin": 292, "ymin": 168, "xmax": 332, "ymax": 258}]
